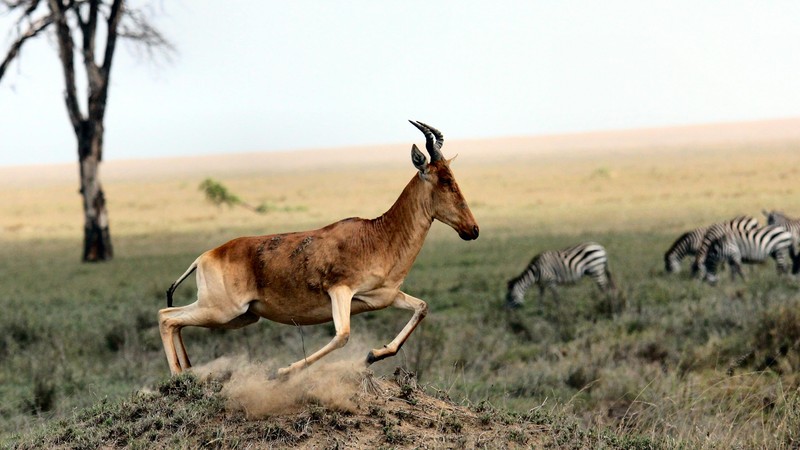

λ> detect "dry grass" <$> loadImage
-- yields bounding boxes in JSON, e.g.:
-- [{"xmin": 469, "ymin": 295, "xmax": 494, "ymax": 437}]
[{"xmin": 3, "ymin": 119, "xmax": 800, "ymax": 247}]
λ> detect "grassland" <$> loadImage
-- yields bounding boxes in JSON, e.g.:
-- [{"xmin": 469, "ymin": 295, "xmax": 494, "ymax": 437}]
[{"xmin": 2, "ymin": 119, "xmax": 800, "ymax": 448}]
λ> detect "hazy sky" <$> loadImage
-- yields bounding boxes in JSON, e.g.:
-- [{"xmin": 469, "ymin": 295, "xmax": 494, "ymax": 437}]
[{"xmin": 1, "ymin": 1, "xmax": 800, "ymax": 166}]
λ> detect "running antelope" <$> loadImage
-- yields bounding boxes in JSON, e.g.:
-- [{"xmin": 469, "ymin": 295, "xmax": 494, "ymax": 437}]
[{"xmin": 158, "ymin": 121, "xmax": 479, "ymax": 376}]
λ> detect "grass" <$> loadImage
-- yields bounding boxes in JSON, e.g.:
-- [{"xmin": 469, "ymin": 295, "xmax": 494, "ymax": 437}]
[{"xmin": 3, "ymin": 130, "xmax": 800, "ymax": 447}]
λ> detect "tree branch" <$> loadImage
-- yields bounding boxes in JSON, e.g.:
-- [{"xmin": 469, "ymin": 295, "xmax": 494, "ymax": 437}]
[
  {"xmin": 0, "ymin": 13, "xmax": 52, "ymax": 82},
  {"xmin": 117, "ymin": 6, "xmax": 174, "ymax": 59},
  {"xmin": 4, "ymin": 0, "xmax": 173, "ymax": 126},
  {"xmin": 47, "ymin": 0, "xmax": 84, "ymax": 132},
  {"xmin": 80, "ymin": 0, "xmax": 102, "ymax": 96},
  {"xmin": 99, "ymin": 0, "xmax": 121, "ymax": 80},
  {"xmin": 0, "ymin": 0, "xmax": 40, "ymax": 14},
  {"xmin": 76, "ymin": 0, "xmax": 120, "ymax": 127}
]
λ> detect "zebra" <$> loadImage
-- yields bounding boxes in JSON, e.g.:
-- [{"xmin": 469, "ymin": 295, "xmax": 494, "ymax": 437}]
[
  {"xmin": 702, "ymin": 224, "xmax": 793, "ymax": 284},
  {"xmin": 664, "ymin": 226, "xmax": 709, "ymax": 274},
  {"xmin": 763, "ymin": 210, "xmax": 800, "ymax": 257},
  {"xmin": 667, "ymin": 215, "xmax": 760, "ymax": 274},
  {"xmin": 692, "ymin": 215, "xmax": 759, "ymax": 279},
  {"xmin": 506, "ymin": 242, "xmax": 615, "ymax": 308}
]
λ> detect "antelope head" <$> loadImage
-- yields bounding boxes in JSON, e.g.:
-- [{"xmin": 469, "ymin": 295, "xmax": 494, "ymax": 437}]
[{"xmin": 410, "ymin": 120, "xmax": 479, "ymax": 241}]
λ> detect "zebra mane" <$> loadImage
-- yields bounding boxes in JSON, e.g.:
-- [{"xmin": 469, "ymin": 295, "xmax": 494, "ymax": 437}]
[
  {"xmin": 507, "ymin": 259, "xmax": 539, "ymax": 289},
  {"xmin": 665, "ymin": 228, "xmax": 705, "ymax": 258}
]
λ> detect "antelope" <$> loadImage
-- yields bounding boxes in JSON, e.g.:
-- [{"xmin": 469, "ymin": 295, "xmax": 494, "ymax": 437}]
[{"xmin": 158, "ymin": 121, "xmax": 480, "ymax": 377}]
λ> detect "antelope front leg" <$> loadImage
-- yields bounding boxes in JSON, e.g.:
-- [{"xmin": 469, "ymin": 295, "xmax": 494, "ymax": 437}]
[
  {"xmin": 277, "ymin": 285, "xmax": 353, "ymax": 377},
  {"xmin": 367, "ymin": 291, "xmax": 428, "ymax": 365}
]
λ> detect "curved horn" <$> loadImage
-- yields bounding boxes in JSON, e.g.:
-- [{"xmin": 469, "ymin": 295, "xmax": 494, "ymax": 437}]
[{"xmin": 409, "ymin": 120, "xmax": 444, "ymax": 162}]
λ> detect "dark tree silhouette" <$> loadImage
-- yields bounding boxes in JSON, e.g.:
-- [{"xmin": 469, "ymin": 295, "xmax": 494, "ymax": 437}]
[{"xmin": 1, "ymin": 0, "xmax": 172, "ymax": 261}]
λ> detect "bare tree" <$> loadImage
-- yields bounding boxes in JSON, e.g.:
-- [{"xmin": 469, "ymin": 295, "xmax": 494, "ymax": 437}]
[{"xmin": 1, "ymin": 0, "xmax": 172, "ymax": 261}]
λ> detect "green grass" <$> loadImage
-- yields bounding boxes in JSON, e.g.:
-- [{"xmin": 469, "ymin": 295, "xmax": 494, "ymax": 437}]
[{"xmin": 2, "ymin": 225, "xmax": 800, "ymax": 448}]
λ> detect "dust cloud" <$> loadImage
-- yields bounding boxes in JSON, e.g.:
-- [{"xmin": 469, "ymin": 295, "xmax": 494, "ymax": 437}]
[{"xmin": 191, "ymin": 354, "xmax": 370, "ymax": 418}]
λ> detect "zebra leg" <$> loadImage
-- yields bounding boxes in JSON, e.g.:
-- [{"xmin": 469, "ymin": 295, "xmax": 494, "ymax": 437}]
[
  {"xmin": 590, "ymin": 266, "xmax": 616, "ymax": 305},
  {"xmin": 546, "ymin": 284, "xmax": 561, "ymax": 302},
  {"xmin": 703, "ymin": 254, "xmax": 720, "ymax": 285},
  {"xmin": 602, "ymin": 267, "xmax": 624, "ymax": 313},
  {"xmin": 596, "ymin": 266, "xmax": 617, "ymax": 294},
  {"xmin": 791, "ymin": 245, "xmax": 800, "ymax": 274},
  {"xmin": 773, "ymin": 249, "xmax": 790, "ymax": 275},
  {"xmin": 729, "ymin": 257, "xmax": 745, "ymax": 281},
  {"xmin": 691, "ymin": 260, "xmax": 703, "ymax": 279},
  {"xmin": 793, "ymin": 250, "xmax": 800, "ymax": 275},
  {"xmin": 537, "ymin": 283, "xmax": 547, "ymax": 300}
]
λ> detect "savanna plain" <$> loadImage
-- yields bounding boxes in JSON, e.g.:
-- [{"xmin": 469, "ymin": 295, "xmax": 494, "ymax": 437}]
[{"xmin": 3, "ymin": 119, "xmax": 800, "ymax": 448}]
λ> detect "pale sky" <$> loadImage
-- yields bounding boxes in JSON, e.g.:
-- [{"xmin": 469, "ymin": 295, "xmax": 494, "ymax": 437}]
[{"xmin": 1, "ymin": 1, "xmax": 800, "ymax": 166}]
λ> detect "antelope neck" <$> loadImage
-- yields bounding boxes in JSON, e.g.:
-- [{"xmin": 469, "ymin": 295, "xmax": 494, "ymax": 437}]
[{"xmin": 370, "ymin": 174, "xmax": 434, "ymax": 262}]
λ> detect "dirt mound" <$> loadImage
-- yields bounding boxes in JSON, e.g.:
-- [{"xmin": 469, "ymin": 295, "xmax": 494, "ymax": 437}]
[
  {"xmin": 9, "ymin": 358, "xmax": 656, "ymax": 449},
  {"xmin": 188, "ymin": 357, "xmax": 547, "ymax": 448}
]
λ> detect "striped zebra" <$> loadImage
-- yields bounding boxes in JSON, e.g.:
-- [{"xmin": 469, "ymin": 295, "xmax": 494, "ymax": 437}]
[
  {"xmin": 506, "ymin": 242, "xmax": 615, "ymax": 308},
  {"xmin": 664, "ymin": 226, "xmax": 709, "ymax": 274},
  {"xmin": 702, "ymin": 224, "xmax": 793, "ymax": 284},
  {"xmin": 692, "ymin": 215, "xmax": 759, "ymax": 279},
  {"xmin": 763, "ymin": 210, "xmax": 800, "ymax": 257}
]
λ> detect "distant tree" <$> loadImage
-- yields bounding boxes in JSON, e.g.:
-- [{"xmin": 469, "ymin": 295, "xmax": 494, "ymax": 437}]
[
  {"xmin": 0, "ymin": 0, "xmax": 172, "ymax": 261},
  {"xmin": 199, "ymin": 178, "xmax": 268, "ymax": 214}
]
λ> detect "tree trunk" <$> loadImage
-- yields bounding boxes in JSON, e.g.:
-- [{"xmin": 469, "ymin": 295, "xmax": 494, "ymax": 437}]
[
  {"xmin": 78, "ymin": 122, "xmax": 113, "ymax": 262},
  {"xmin": 2, "ymin": 0, "xmax": 167, "ymax": 262}
]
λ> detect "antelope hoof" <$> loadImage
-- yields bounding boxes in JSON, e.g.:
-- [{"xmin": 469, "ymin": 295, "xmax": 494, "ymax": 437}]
[
  {"xmin": 367, "ymin": 346, "xmax": 393, "ymax": 365},
  {"xmin": 273, "ymin": 364, "xmax": 298, "ymax": 381}
]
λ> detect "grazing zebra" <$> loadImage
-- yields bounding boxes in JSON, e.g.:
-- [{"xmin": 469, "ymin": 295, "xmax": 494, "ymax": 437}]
[
  {"xmin": 692, "ymin": 215, "xmax": 760, "ymax": 279},
  {"xmin": 664, "ymin": 226, "xmax": 709, "ymax": 274},
  {"xmin": 763, "ymin": 210, "xmax": 800, "ymax": 256},
  {"xmin": 702, "ymin": 225, "xmax": 793, "ymax": 284},
  {"xmin": 668, "ymin": 216, "xmax": 760, "ymax": 274},
  {"xmin": 506, "ymin": 242, "xmax": 615, "ymax": 308}
]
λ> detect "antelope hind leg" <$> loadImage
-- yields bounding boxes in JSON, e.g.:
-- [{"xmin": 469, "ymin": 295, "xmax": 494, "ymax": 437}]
[
  {"xmin": 159, "ymin": 314, "xmax": 181, "ymax": 375},
  {"xmin": 158, "ymin": 302, "xmax": 256, "ymax": 375}
]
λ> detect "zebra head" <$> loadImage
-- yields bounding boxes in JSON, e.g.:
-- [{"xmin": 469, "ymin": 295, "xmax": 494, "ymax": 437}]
[
  {"xmin": 664, "ymin": 254, "xmax": 681, "ymax": 274},
  {"xmin": 505, "ymin": 264, "xmax": 539, "ymax": 308},
  {"xmin": 505, "ymin": 279, "xmax": 525, "ymax": 309},
  {"xmin": 700, "ymin": 240, "xmax": 727, "ymax": 284},
  {"xmin": 763, "ymin": 209, "xmax": 789, "ymax": 226}
]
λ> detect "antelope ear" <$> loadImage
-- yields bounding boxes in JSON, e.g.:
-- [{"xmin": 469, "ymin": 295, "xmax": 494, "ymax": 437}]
[{"xmin": 411, "ymin": 144, "xmax": 428, "ymax": 173}]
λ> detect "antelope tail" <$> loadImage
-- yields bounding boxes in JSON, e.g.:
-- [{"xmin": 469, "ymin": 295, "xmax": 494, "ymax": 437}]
[{"xmin": 166, "ymin": 258, "xmax": 199, "ymax": 307}]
